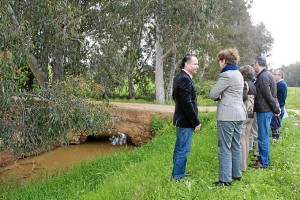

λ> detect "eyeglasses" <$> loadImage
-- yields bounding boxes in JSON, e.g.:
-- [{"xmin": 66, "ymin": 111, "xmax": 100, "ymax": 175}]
[{"xmin": 273, "ymin": 74, "xmax": 280, "ymax": 76}]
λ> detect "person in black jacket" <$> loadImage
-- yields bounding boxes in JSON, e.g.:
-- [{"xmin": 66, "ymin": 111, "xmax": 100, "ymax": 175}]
[
  {"xmin": 171, "ymin": 54, "xmax": 202, "ymax": 181},
  {"xmin": 250, "ymin": 56, "xmax": 281, "ymax": 169}
]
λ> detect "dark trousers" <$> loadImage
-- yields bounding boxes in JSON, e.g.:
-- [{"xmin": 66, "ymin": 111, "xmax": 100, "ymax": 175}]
[{"xmin": 270, "ymin": 106, "xmax": 285, "ymax": 139}]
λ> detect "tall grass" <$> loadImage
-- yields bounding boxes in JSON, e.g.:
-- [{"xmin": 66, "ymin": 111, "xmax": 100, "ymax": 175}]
[{"xmin": 1, "ymin": 112, "xmax": 299, "ymax": 200}]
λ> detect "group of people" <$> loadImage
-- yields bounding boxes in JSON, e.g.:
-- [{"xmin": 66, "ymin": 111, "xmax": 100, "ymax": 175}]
[{"xmin": 170, "ymin": 48, "xmax": 288, "ymax": 186}]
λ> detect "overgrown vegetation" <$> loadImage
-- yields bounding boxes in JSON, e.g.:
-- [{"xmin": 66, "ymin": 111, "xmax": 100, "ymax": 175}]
[
  {"xmin": 1, "ymin": 112, "xmax": 299, "ymax": 199},
  {"xmin": 0, "ymin": 55, "xmax": 112, "ymax": 156}
]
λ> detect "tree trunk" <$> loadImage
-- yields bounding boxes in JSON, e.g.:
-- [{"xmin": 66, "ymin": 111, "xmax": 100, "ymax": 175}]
[
  {"xmin": 155, "ymin": 26, "xmax": 165, "ymax": 104},
  {"xmin": 166, "ymin": 53, "xmax": 178, "ymax": 101},
  {"xmin": 155, "ymin": 0, "xmax": 165, "ymax": 104},
  {"xmin": 127, "ymin": 72, "xmax": 135, "ymax": 99},
  {"xmin": 28, "ymin": 54, "xmax": 47, "ymax": 88}
]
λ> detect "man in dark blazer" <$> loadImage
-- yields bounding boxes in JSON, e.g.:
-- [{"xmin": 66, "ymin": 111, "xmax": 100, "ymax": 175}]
[{"xmin": 171, "ymin": 54, "xmax": 202, "ymax": 181}]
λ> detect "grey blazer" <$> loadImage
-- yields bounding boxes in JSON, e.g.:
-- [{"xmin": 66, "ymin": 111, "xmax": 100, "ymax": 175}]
[{"xmin": 210, "ymin": 70, "xmax": 247, "ymax": 121}]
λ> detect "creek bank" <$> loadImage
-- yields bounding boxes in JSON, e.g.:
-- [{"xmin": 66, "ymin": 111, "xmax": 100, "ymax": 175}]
[{"xmin": 0, "ymin": 103, "xmax": 173, "ymax": 167}]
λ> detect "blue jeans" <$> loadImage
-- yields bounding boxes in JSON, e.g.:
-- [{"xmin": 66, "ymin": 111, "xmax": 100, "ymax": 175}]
[
  {"xmin": 172, "ymin": 127, "xmax": 193, "ymax": 180},
  {"xmin": 257, "ymin": 111, "xmax": 273, "ymax": 167},
  {"xmin": 217, "ymin": 121, "xmax": 243, "ymax": 182}
]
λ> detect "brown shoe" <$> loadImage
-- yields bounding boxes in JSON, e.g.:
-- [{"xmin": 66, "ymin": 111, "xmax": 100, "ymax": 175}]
[{"xmin": 250, "ymin": 161, "xmax": 264, "ymax": 169}]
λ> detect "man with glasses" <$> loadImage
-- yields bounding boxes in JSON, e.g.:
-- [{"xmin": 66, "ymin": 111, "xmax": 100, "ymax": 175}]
[{"xmin": 270, "ymin": 70, "xmax": 288, "ymax": 142}]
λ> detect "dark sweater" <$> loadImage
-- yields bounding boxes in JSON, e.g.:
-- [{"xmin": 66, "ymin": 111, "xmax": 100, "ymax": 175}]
[{"xmin": 276, "ymin": 79, "xmax": 288, "ymax": 107}]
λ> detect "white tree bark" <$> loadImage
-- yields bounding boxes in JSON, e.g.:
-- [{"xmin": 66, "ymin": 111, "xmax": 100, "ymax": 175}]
[{"xmin": 155, "ymin": 23, "xmax": 165, "ymax": 104}]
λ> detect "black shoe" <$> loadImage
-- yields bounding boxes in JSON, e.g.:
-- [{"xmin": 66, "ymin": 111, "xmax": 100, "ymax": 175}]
[
  {"xmin": 214, "ymin": 180, "xmax": 231, "ymax": 186},
  {"xmin": 233, "ymin": 177, "xmax": 242, "ymax": 181}
]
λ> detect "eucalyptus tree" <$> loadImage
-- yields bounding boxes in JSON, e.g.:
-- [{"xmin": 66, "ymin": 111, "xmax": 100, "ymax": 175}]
[
  {"xmin": 0, "ymin": 0, "xmax": 121, "ymax": 155},
  {"xmin": 89, "ymin": 0, "xmax": 153, "ymax": 98},
  {"xmin": 3, "ymin": 0, "xmax": 134, "ymax": 88},
  {"xmin": 211, "ymin": 0, "xmax": 257, "ymax": 65},
  {"xmin": 3, "ymin": 0, "xmax": 88, "ymax": 86},
  {"xmin": 250, "ymin": 22, "xmax": 274, "ymax": 58},
  {"xmin": 280, "ymin": 63, "xmax": 300, "ymax": 87},
  {"xmin": 201, "ymin": 0, "xmax": 273, "ymax": 80},
  {"xmin": 152, "ymin": 0, "xmax": 217, "ymax": 104}
]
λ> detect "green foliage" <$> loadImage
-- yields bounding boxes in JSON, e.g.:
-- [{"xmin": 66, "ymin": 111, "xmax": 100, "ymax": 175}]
[
  {"xmin": 0, "ymin": 52, "xmax": 16, "ymax": 112},
  {"xmin": 0, "ymin": 75, "xmax": 112, "ymax": 156},
  {"xmin": 195, "ymin": 80, "xmax": 216, "ymax": 98},
  {"xmin": 2, "ymin": 0, "xmax": 274, "ymax": 103},
  {"xmin": 150, "ymin": 114, "xmax": 172, "ymax": 134},
  {"xmin": 56, "ymin": 75, "xmax": 106, "ymax": 100},
  {"xmin": 2, "ymin": 112, "xmax": 299, "ymax": 199}
]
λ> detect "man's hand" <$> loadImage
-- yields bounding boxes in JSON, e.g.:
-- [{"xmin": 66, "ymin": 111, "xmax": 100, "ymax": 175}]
[
  {"xmin": 275, "ymin": 108, "xmax": 281, "ymax": 116},
  {"xmin": 195, "ymin": 124, "xmax": 202, "ymax": 131}
]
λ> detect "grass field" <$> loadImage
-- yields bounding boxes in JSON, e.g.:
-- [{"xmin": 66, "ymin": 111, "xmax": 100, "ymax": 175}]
[
  {"xmin": 286, "ymin": 87, "xmax": 300, "ymax": 109},
  {"xmin": 1, "ymin": 111, "xmax": 299, "ymax": 200}
]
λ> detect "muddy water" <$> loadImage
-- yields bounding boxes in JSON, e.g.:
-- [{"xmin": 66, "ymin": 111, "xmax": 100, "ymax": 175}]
[{"xmin": 0, "ymin": 137, "xmax": 134, "ymax": 183}]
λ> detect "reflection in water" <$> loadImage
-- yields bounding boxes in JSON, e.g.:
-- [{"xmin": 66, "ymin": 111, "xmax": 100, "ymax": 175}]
[{"xmin": 0, "ymin": 136, "xmax": 134, "ymax": 183}]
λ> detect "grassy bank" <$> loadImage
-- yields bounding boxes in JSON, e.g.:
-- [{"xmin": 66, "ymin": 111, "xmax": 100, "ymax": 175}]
[{"xmin": 1, "ymin": 112, "xmax": 299, "ymax": 199}]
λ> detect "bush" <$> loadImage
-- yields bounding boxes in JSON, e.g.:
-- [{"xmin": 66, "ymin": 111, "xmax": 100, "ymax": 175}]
[
  {"xmin": 0, "ymin": 74, "xmax": 112, "ymax": 156},
  {"xmin": 150, "ymin": 115, "xmax": 172, "ymax": 134},
  {"xmin": 195, "ymin": 80, "xmax": 216, "ymax": 98}
]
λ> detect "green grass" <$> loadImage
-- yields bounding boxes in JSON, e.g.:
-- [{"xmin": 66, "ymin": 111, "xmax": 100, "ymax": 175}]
[
  {"xmin": 286, "ymin": 87, "xmax": 300, "ymax": 109},
  {"xmin": 1, "ymin": 112, "xmax": 299, "ymax": 200}
]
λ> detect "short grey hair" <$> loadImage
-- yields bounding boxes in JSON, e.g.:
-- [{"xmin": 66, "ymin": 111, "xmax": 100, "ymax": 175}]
[
  {"xmin": 240, "ymin": 65, "xmax": 255, "ymax": 80},
  {"xmin": 275, "ymin": 69, "xmax": 285, "ymax": 79}
]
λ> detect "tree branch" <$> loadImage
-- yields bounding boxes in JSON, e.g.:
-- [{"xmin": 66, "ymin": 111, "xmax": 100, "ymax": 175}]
[
  {"xmin": 7, "ymin": 2, "xmax": 47, "ymax": 88},
  {"xmin": 162, "ymin": 22, "xmax": 192, "ymax": 59},
  {"xmin": 7, "ymin": 3, "xmax": 20, "ymax": 27},
  {"xmin": 80, "ymin": 0, "xmax": 152, "ymax": 38}
]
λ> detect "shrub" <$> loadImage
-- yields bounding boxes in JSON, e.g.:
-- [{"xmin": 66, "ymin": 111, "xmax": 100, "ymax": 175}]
[{"xmin": 0, "ymin": 74, "xmax": 112, "ymax": 156}]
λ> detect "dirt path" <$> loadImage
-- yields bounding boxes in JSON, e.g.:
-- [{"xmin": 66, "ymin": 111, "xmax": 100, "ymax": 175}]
[
  {"xmin": 110, "ymin": 102, "xmax": 217, "ymax": 113},
  {"xmin": 110, "ymin": 102, "xmax": 299, "ymax": 115},
  {"xmin": 286, "ymin": 108, "xmax": 300, "ymax": 115}
]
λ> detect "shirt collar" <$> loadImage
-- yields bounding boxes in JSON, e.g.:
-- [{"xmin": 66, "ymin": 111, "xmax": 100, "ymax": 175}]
[
  {"xmin": 182, "ymin": 69, "xmax": 193, "ymax": 79},
  {"xmin": 277, "ymin": 79, "xmax": 284, "ymax": 83}
]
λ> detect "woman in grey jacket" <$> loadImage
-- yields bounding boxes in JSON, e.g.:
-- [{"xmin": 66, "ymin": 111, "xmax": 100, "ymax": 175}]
[{"xmin": 210, "ymin": 48, "xmax": 247, "ymax": 186}]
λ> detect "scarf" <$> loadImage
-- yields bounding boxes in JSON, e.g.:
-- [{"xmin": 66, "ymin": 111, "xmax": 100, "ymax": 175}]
[{"xmin": 221, "ymin": 64, "xmax": 238, "ymax": 73}]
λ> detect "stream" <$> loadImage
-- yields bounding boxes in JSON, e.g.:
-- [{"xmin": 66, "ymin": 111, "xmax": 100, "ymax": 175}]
[{"xmin": 0, "ymin": 136, "xmax": 134, "ymax": 184}]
